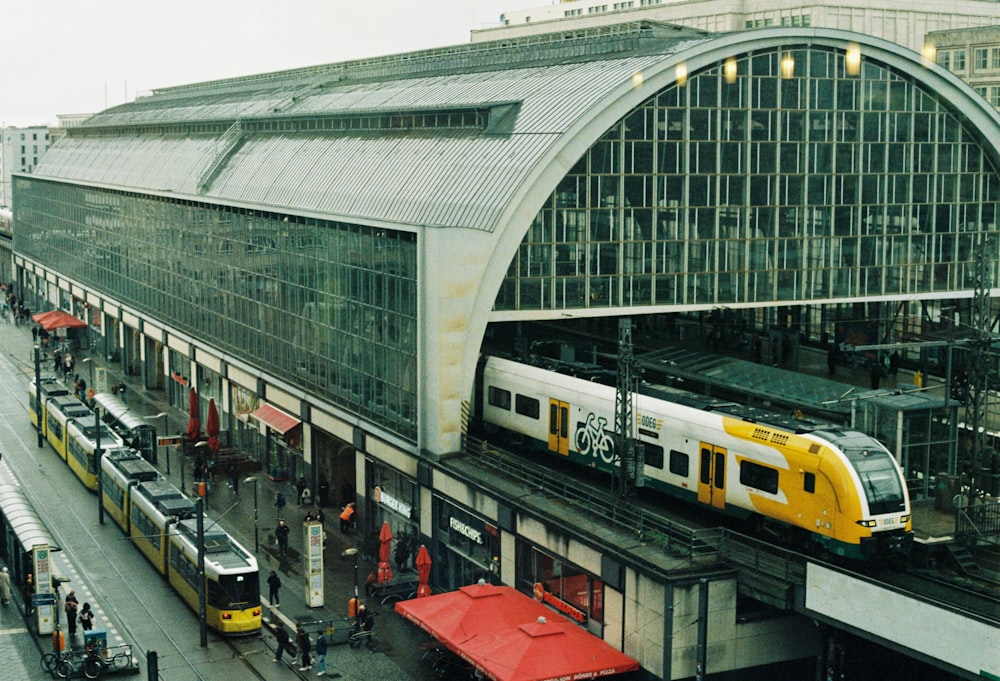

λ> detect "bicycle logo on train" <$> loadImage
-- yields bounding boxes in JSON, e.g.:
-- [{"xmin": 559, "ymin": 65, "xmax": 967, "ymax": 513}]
[{"xmin": 574, "ymin": 412, "xmax": 616, "ymax": 464}]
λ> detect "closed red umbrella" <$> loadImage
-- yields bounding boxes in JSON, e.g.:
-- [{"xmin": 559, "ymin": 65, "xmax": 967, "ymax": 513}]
[
  {"xmin": 378, "ymin": 521, "xmax": 394, "ymax": 584},
  {"xmin": 206, "ymin": 398, "xmax": 220, "ymax": 454},
  {"xmin": 415, "ymin": 544, "xmax": 432, "ymax": 598},
  {"xmin": 185, "ymin": 387, "xmax": 201, "ymax": 441}
]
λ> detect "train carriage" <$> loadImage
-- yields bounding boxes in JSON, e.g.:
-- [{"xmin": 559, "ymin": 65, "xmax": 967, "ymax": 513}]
[
  {"xmin": 480, "ymin": 356, "xmax": 913, "ymax": 561},
  {"xmin": 66, "ymin": 420, "xmax": 123, "ymax": 491},
  {"xmin": 100, "ymin": 449, "xmax": 160, "ymax": 533},
  {"xmin": 28, "ymin": 378, "xmax": 70, "ymax": 435},
  {"xmin": 45, "ymin": 396, "xmax": 93, "ymax": 461},
  {"xmin": 168, "ymin": 520, "xmax": 261, "ymax": 635},
  {"xmin": 128, "ymin": 481, "xmax": 190, "ymax": 574},
  {"xmin": 92, "ymin": 392, "xmax": 158, "ymax": 463}
]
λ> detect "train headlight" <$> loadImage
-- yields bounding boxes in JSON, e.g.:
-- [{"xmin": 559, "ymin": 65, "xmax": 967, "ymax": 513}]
[
  {"xmin": 900, "ymin": 514, "xmax": 910, "ymax": 523},
  {"xmin": 222, "ymin": 613, "xmax": 232, "ymax": 620},
  {"xmin": 856, "ymin": 519, "xmax": 877, "ymax": 528}
]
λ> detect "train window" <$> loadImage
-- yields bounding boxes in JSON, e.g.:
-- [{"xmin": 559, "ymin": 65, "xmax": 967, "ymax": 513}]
[
  {"xmin": 803, "ymin": 471, "xmax": 816, "ymax": 493},
  {"xmin": 488, "ymin": 386, "xmax": 511, "ymax": 410},
  {"xmin": 669, "ymin": 450, "xmax": 689, "ymax": 476},
  {"xmin": 643, "ymin": 443, "xmax": 664, "ymax": 469},
  {"xmin": 739, "ymin": 461, "xmax": 779, "ymax": 494},
  {"xmin": 515, "ymin": 394, "xmax": 540, "ymax": 419},
  {"xmin": 699, "ymin": 448, "xmax": 712, "ymax": 484}
]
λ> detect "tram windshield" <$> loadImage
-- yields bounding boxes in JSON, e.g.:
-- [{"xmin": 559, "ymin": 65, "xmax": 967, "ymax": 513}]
[
  {"xmin": 212, "ymin": 573, "xmax": 260, "ymax": 608},
  {"xmin": 843, "ymin": 447, "xmax": 906, "ymax": 515}
]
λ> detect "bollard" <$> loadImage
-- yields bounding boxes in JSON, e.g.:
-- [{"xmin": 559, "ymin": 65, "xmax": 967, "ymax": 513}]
[{"xmin": 147, "ymin": 650, "xmax": 158, "ymax": 678}]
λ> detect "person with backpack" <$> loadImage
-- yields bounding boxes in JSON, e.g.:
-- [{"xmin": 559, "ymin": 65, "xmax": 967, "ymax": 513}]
[{"xmin": 79, "ymin": 603, "xmax": 94, "ymax": 631}]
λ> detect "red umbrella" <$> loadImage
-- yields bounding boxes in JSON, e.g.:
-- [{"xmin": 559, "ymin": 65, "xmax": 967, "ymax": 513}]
[
  {"xmin": 185, "ymin": 387, "xmax": 201, "ymax": 441},
  {"xmin": 415, "ymin": 544, "xmax": 432, "ymax": 598},
  {"xmin": 378, "ymin": 521, "xmax": 394, "ymax": 583},
  {"xmin": 206, "ymin": 398, "xmax": 220, "ymax": 454}
]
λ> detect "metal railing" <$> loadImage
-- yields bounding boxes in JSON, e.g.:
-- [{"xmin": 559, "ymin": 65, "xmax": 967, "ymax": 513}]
[{"xmin": 460, "ymin": 435, "xmax": 722, "ymax": 560}]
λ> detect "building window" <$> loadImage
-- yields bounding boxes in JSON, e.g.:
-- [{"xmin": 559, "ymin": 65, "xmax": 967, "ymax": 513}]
[
  {"xmin": 516, "ymin": 543, "xmax": 604, "ymax": 627},
  {"xmin": 953, "ymin": 49, "xmax": 966, "ymax": 71},
  {"xmin": 976, "ymin": 47, "xmax": 989, "ymax": 70},
  {"xmin": 991, "ymin": 87, "xmax": 1000, "ymax": 108}
]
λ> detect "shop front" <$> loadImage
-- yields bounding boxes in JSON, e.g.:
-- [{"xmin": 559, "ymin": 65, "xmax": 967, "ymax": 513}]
[
  {"xmin": 515, "ymin": 541, "xmax": 605, "ymax": 637},
  {"xmin": 432, "ymin": 496, "xmax": 500, "ymax": 591},
  {"xmin": 250, "ymin": 403, "xmax": 302, "ymax": 481},
  {"xmin": 365, "ymin": 460, "xmax": 420, "ymax": 570}
]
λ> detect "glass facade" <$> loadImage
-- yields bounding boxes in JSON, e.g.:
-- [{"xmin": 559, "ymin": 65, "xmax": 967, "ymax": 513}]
[
  {"xmin": 497, "ymin": 46, "xmax": 1000, "ymax": 312},
  {"xmin": 14, "ymin": 183, "xmax": 419, "ymax": 441}
]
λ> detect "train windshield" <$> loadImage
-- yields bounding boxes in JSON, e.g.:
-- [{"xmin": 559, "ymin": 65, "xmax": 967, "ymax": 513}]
[
  {"xmin": 212, "ymin": 573, "xmax": 261, "ymax": 608},
  {"xmin": 844, "ymin": 447, "xmax": 906, "ymax": 515}
]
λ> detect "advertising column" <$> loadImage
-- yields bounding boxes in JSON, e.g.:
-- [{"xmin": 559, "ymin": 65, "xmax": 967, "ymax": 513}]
[
  {"xmin": 304, "ymin": 521, "xmax": 324, "ymax": 607},
  {"xmin": 32, "ymin": 545, "xmax": 55, "ymax": 635}
]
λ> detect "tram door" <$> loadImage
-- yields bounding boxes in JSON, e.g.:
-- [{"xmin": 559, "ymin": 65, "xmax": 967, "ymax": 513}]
[
  {"xmin": 697, "ymin": 443, "xmax": 727, "ymax": 510},
  {"xmin": 548, "ymin": 399, "xmax": 570, "ymax": 456}
]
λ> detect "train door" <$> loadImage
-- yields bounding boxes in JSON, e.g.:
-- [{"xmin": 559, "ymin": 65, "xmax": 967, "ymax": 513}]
[
  {"xmin": 697, "ymin": 443, "xmax": 727, "ymax": 510},
  {"xmin": 547, "ymin": 399, "xmax": 570, "ymax": 456}
]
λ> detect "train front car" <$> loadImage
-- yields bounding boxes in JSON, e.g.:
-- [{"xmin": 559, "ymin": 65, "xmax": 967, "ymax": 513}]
[
  {"xmin": 807, "ymin": 428, "xmax": 913, "ymax": 560},
  {"xmin": 169, "ymin": 521, "xmax": 261, "ymax": 635}
]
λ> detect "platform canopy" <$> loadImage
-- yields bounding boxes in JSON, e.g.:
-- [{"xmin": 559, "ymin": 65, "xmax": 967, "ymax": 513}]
[{"xmin": 396, "ymin": 583, "xmax": 638, "ymax": 681}]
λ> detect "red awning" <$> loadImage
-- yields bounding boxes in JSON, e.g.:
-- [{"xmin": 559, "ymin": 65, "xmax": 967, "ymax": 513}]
[
  {"xmin": 396, "ymin": 584, "xmax": 639, "ymax": 681},
  {"xmin": 251, "ymin": 404, "xmax": 300, "ymax": 434},
  {"xmin": 33, "ymin": 310, "xmax": 87, "ymax": 331}
]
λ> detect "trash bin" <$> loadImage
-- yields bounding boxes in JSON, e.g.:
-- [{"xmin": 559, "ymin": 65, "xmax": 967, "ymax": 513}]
[{"xmin": 192, "ymin": 481, "xmax": 206, "ymax": 497}]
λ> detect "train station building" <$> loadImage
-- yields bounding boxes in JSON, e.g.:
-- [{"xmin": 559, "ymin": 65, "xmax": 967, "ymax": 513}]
[{"xmin": 11, "ymin": 23, "xmax": 1000, "ymax": 680}]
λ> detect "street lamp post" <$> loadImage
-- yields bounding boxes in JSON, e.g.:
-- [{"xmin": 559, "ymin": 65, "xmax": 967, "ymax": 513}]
[
  {"xmin": 244, "ymin": 476, "xmax": 259, "ymax": 553},
  {"xmin": 342, "ymin": 547, "xmax": 360, "ymax": 612}
]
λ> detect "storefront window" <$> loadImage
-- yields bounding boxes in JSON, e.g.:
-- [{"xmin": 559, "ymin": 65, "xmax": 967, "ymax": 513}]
[
  {"xmin": 432, "ymin": 496, "xmax": 500, "ymax": 591},
  {"xmin": 517, "ymin": 542, "xmax": 604, "ymax": 626},
  {"xmin": 367, "ymin": 461, "xmax": 420, "ymax": 570}
]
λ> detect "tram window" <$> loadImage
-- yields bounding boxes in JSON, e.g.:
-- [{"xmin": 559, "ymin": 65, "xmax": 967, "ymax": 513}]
[
  {"xmin": 803, "ymin": 471, "xmax": 816, "ymax": 493},
  {"xmin": 739, "ymin": 461, "xmax": 779, "ymax": 494},
  {"xmin": 669, "ymin": 450, "xmax": 689, "ymax": 477},
  {"xmin": 515, "ymin": 394, "xmax": 540, "ymax": 419},
  {"xmin": 488, "ymin": 386, "xmax": 511, "ymax": 410},
  {"xmin": 643, "ymin": 443, "xmax": 664, "ymax": 469}
]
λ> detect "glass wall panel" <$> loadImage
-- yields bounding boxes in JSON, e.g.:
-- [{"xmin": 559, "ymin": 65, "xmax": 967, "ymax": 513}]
[
  {"xmin": 497, "ymin": 46, "xmax": 1000, "ymax": 311},
  {"xmin": 14, "ymin": 186, "xmax": 418, "ymax": 441}
]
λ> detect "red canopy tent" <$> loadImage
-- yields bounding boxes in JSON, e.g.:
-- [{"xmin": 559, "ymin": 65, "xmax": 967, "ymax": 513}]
[
  {"xmin": 31, "ymin": 310, "xmax": 87, "ymax": 331},
  {"xmin": 396, "ymin": 584, "xmax": 639, "ymax": 681},
  {"xmin": 459, "ymin": 616, "xmax": 640, "ymax": 681},
  {"xmin": 378, "ymin": 521, "xmax": 394, "ymax": 584},
  {"xmin": 396, "ymin": 583, "xmax": 552, "ymax": 647}
]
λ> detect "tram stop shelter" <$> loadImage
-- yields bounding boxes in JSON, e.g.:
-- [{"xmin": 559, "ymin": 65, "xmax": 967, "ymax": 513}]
[{"xmin": 395, "ymin": 583, "xmax": 639, "ymax": 681}]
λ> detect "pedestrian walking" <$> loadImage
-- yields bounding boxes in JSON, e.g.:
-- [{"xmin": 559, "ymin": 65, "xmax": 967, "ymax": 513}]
[
  {"xmin": 227, "ymin": 462, "xmax": 240, "ymax": 494},
  {"xmin": 274, "ymin": 491, "xmax": 286, "ymax": 511},
  {"xmin": 64, "ymin": 590, "xmax": 79, "ymax": 637},
  {"xmin": 339, "ymin": 502, "xmax": 356, "ymax": 533},
  {"xmin": 267, "ymin": 570, "xmax": 281, "ymax": 606},
  {"xmin": 296, "ymin": 477, "xmax": 308, "ymax": 504},
  {"xmin": 276, "ymin": 519, "xmax": 290, "ymax": 557},
  {"xmin": 79, "ymin": 603, "xmax": 94, "ymax": 631},
  {"xmin": 297, "ymin": 624, "xmax": 312, "ymax": 671},
  {"xmin": 22, "ymin": 574, "xmax": 33, "ymax": 614},
  {"xmin": 314, "ymin": 630, "xmax": 328, "ymax": 676},
  {"xmin": 0, "ymin": 567, "xmax": 10, "ymax": 605},
  {"xmin": 273, "ymin": 625, "xmax": 290, "ymax": 664},
  {"xmin": 317, "ymin": 481, "xmax": 329, "ymax": 508}
]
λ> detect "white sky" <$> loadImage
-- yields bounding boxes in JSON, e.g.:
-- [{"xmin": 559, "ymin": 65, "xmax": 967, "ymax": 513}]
[{"xmin": 2, "ymin": 0, "xmax": 548, "ymax": 128}]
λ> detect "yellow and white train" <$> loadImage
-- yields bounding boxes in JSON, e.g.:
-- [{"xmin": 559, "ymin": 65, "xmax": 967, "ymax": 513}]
[
  {"xmin": 479, "ymin": 356, "xmax": 913, "ymax": 561},
  {"xmin": 99, "ymin": 450, "xmax": 262, "ymax": 635}
]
